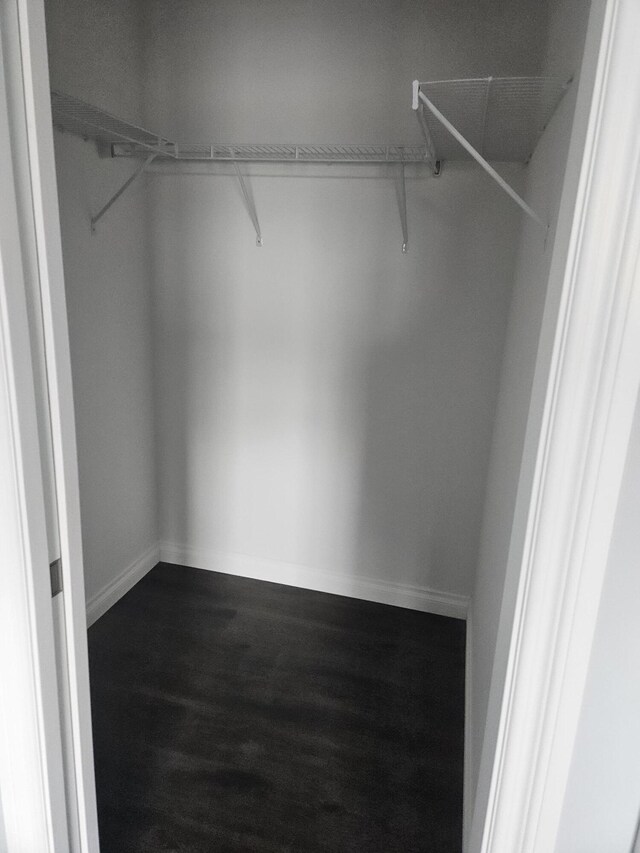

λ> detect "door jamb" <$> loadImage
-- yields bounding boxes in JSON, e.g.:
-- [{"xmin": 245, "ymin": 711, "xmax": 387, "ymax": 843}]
[
  {"xmin": 0, "ymin": 0, "xmax": 100, "ymax": 849},
  {"xmin": 0, "ymin": 12, "xmax": 69, "ymax": 852},
  {"xmin": 472, "ymin": 0, "xmax": 640, "ymax": 849}
]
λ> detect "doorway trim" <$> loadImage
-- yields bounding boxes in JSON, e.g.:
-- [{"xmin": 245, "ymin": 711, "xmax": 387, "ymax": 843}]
[
  {"xmin": 0, "ymin": 23, "xmax": 70, "ymax": 850},
  {"xmin": 472, "ymin": 0, "xmax": 640, "ymax": 850},
  {"xmin": 0, "ymin": 0, "xmax": 99, "ymax": 849}
]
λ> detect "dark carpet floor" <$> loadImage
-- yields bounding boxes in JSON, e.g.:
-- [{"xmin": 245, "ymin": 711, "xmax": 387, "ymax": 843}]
[{"xmin": 88, "ymin": 563, "xmax": 466, "ymax": 852}]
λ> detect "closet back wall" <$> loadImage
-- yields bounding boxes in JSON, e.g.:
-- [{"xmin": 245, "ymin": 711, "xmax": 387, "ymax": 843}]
[
  {"xmin": 150, "ymin": 167, "xmax": 521, "ymax": 600},
  {"xmin": 144, "ymin": 0, "xmax": 549, "ymax": 602}
]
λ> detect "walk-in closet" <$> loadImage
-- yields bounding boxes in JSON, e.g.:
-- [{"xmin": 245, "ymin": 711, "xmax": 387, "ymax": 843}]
[{"xmin": 42, "ymin": 0, "xmax": 592, "ymax": 849}]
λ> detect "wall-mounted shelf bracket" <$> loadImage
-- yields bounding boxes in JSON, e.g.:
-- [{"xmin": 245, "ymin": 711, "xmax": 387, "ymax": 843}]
[
  {"xmin": 233, "ymin": 162, "xmax": 263, "ymax": 246},
  {"xmin": 397, "ymin": 163, "xmax": 408, "ymax": 253},
  {"xmin": 412, "ymin": 81, "xmax": 441, "ymax": 178},
  {"xmin": 91, "ymin": 153, "xmax": 156, "ymax": 233},
  {"xmin": 412, "ymin": 80, "xmax": 547, "ymax": 230}
]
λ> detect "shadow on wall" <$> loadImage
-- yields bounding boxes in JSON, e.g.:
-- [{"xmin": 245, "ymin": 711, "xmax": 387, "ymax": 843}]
[{"xmin": 148, "ymin": 165, "xmax": 520, "ymax": 599}]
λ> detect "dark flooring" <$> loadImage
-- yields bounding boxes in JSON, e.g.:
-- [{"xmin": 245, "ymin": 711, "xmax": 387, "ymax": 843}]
[{"xmin": 88, "ymin": 563, "xmax": 466, "ymax": 853}]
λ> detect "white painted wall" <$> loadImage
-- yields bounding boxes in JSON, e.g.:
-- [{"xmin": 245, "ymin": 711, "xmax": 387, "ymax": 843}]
[
  {"xmin": 149, "ymin": 163, "xmax": 521, "ymax": 598},
  {"xmin": 45, "ymin": 0, "xmax": 158, "ymax": 603},
  {"xmin": 469, "ymin": 0, "xmax": 592, "ymax": 838},
  {"xmin": 554, "ymin": 391, "xmax": 640, "ymax": 853},
  {"xmin": 143, "ymin": 0, "xmax": 550, "ymax": 602},
  {"xmin": 142, "ymin": 0, "xmax": 549, "ymax": 142}
]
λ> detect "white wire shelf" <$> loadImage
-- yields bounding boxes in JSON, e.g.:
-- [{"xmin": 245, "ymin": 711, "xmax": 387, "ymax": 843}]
[
  {"xmin": 412, "ymin": 75, "xmax": 571, "ymax": 229},
  {"xmin": 416, "ymin": 76, "xmax": 569, "ymax": 163},
  {"xmin": 51, "ymin": 91, "xmax": 429, "ymax": 163},
  {"xmin": 51, "ymin": 90, "xmax": 176, "ymax": 157},
  {"xmin": 51, "ymin": 77, "xmax": 569, "ymax": 239},
  {"xmin": 113, "ymin": 141, "xmax": 433, "ymax": 163},
  {"xmin": 51, "ymin": 91, "xmax": 431, "ymax": 164},
  {"xmin": 50, "ymin": 89, "xmax": 436, "ymax": 241}
]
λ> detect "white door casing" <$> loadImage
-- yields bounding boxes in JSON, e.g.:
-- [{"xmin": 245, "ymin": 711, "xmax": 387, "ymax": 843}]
[
  {"xmin": 473, "ymin": 0, "xmax": 640, "ymax": 849},
  {"xmin": 0, "ymin": 0, "xmax": 100, "ymax": 849},
  {"xmin": 0, "ymin": 20, "xmax": 69, "ymax": 853}
]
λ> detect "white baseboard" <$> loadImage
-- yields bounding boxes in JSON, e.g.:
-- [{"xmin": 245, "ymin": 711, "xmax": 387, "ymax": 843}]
[
  {"xmin": 159, "ymin": 541, "xmax": 470, "ymax": 620},
  {"xmin": 463, "ymin": 606, "xmax": 474, "ymax": 852},
  {"xmin": 86, "ymin": 542, "xmax": 159, "ymax": 627}
]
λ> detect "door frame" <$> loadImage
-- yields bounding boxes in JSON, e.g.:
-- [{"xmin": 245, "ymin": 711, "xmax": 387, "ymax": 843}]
[
  {"xmin": 471, "ymin": 0, "xmax": 640, "ymax": 850},
  {"xmin": 0, "ymin": 0, "xmax": 99, "ymax": 850},
  {"xmin": 0, "ymin": 0, "xmax": 638, "ymax": 851},
  {"xmin": 0, "ymin": 24, "xmax": 70, "ymax": 851}
]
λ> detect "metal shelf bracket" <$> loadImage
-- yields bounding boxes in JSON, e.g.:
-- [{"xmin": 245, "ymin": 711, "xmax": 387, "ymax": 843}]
[
  {"xmin": 398, "ymin": 163, "xmax": 408, "ymax": 253},
  {"xmin": 233, "ymin": 162, "xmax": 263, "ymax": 246},
  {"xmin": 412, "ymin": 80, "xmax": 441, "ymax": 178},
  {"xmin": 91, "ymin": 153, "xmax": 156, "ymax": 233}
]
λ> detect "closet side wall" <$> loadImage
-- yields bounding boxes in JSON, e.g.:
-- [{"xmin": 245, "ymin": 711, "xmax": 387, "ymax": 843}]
[
  {"xmin": 469, "ymin": 0, "xmax": 592, "ymax": 828},
  {"xmin": 45, "ymin": 0, "xmax": 158, "ymax": 608},
  {"xmin": 143, "ymin": 0, "xmax": 547, "ymax": 603}
]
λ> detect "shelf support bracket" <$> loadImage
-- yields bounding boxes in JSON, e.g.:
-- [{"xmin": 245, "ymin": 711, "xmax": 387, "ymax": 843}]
[
  {"xmin": 412, "ymin": 81, "xmax": 441, "ymax": 176},
  {"xmin": 233, "ymin": 162, "xmax": 263, "ymax": 246},
  {"xmin": 397, "ymin": 163, "xmax": 408, "ymax": 253},
  {"xmin": 412, "ymin": 82, "xmax": 546, "ymax": 230},
  {"xmin": 91, "ymin": 153, "xmax": 157, "ymax": 233}
]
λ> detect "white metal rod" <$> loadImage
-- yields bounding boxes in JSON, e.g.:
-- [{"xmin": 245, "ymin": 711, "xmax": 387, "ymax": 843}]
[
  {"xmin": 398, "ymin": 164, "xmax": 408, "ymax": 252},
  {"xmin": 233, "ymin": 162, "xmax": 263, "ymax": 246},
  {"xmin": 91, "ymin": 154, "xmax": 156, "ymax": 231},
  {"xmin": 417, "ymin": 89, "xmax": 546, "ymax": 229}
]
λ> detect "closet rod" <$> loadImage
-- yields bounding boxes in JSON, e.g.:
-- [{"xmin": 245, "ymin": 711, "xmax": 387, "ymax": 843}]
[{"xmin": 412, "ymin": 80, "xmax": 546, "ymax": 230}]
